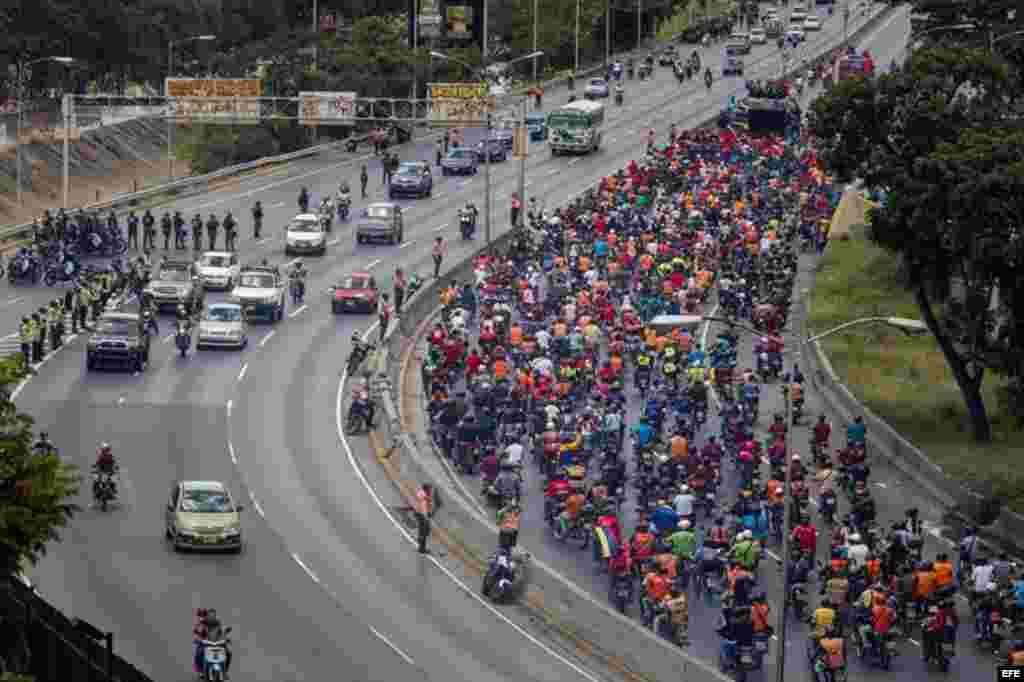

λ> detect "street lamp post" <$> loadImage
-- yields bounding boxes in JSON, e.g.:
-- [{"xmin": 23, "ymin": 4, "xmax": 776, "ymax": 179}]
[
  {"xmin": 701, "ymin": 310, "xmax": 925, "ymax": 682},
  {"xmin": 575, "ymin": 0, "xmax": 581, "ymax": 77},
  {"xmin": 430, "ymin": 49, "xmax": 542, "ymax": 251},
  {"xmin": 15, "ymin": 56, "xmax": 73, "ymax": 205},
  {"xmin": 637, "ymin": 0, "xmax": 643, "ymax": 48},
  {"xmin": 167, "ymin": 35, "xmax": 215, "ymax": 180},
  {"xmin": 533, "ymin": 0, "xmax": 540, "ymax": 82}
]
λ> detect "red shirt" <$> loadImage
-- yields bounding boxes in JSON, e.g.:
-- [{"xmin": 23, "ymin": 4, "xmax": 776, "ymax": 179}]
[{"xmin": 792, "ymin": 524, "xmax": 817, "ymax": 552}]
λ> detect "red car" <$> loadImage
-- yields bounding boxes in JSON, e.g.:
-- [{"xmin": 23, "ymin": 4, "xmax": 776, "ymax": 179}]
[
  {"xmin": 329, "ymin": 270, "xmax": 378, "ymax": 313},
  {"xmin": 332, "ymin": 272, "xmax": 379, "ymax": 314}
]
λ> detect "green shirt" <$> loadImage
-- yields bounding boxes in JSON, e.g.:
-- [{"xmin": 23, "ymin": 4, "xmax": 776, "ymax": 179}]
[{"xmin": 668, "ymin": 530, "xmax": 696, "ymax": 559}]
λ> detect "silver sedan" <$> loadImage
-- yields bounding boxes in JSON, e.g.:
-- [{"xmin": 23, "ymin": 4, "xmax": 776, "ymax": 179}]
[{"xmin": 196, "ymin": 303, "xmax": 248, "ymax": 350}]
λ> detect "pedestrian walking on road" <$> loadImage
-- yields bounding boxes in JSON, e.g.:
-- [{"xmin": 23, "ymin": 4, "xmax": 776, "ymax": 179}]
[
  {"xmin": 360, "ymin": 165, "xmax": 369, "ymax": 199},
  {"xmin": 443, "ymin": 129, "xmax": 450, "ymax": 154},
  {"xmin": 432, "ymin": 237, "xmax": 446, "ymax": 279},
  {"xmin": 252, "ymin": 201, "xmax": 263, "ymax": 240},
  {"xmin": 435, "ymin": 139, "xmax": 444, "ymax": 166},
  {"xmin": 377, "ymin": 294, "xmax": 394, "ymax": 342},
  {"xmin": 393, "ymin": 268, "xmax": 407, "ymax": 314},
  {"xmin": 415, "ymin": 483, "xmax": 439, "ymax": 554}
]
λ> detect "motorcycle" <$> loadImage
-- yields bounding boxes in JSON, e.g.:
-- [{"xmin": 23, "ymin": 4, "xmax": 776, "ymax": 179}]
[
  {"xmin": 614, "ymin": 88, "xmax": 624, "ymax": 106},
  {"xmin": 481, "ymin": 549, "xmax": 527, "ymax": 603},
  {"xmin": 92, "ymin": 471, "xmax": 117, "ymax": 511},
  {"xmin": 319, "ymin": 205, "xmax": 333, "ymax": 233},
  {"xmin": 9, "ymin": 252, "xmax": 40, "ymax": 285},
  {"xmin": 346, "ymin": 342, "xmax": 373, "ymax": 376},
  {"xmin": 175, "ymin": 321, "xmax": 191, "ymax": 358},
  {"xmin": 200, "ymin": 628, "xmax": 232, "ymax": 682}
]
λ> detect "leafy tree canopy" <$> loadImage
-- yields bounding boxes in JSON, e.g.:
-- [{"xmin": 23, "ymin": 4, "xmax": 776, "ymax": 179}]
[
  {"xmin": 808, "ymin": 46, "xmax": 1023, "ymax": 443},
  {"xmin": 0, "ymin": 358, "xmax": 80, "ymax": 578}
]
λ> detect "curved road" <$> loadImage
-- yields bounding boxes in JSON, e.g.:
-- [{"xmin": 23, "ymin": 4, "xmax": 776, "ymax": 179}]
[
  {"xmin": 409, "ymin": 7, "xmax": 998, "ymax": 682},
  {"xmin": 18, "ymin": 7, "xmax": 898, "ymax": 681}
]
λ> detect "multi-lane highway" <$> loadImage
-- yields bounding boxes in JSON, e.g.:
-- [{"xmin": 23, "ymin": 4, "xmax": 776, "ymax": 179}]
[
  {"xmin": 401, "ymin": 8, "xmax": 1000, "ymax": 682},
  {"xmin": 12, "ymin": 5, "xmax": 919, "ymax": 681}
]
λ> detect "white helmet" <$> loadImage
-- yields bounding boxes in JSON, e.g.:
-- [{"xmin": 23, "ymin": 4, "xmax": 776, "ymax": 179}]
[
  {"xmin": 792, "ymin": 454, "xmax": 801, "ymax": 462},
  {"xmin": 679, "ymin": 519, "xmax": 691, "ymax": 529},
  {"xmin": 849, "ymin": 534, "xmax": 862, "ymax": 543}
]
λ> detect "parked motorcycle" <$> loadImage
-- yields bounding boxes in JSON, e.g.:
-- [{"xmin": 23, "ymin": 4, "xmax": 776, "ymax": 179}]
[{"xmin": 92, "ymin": 471, "xmax": 117, "ymax": 511}]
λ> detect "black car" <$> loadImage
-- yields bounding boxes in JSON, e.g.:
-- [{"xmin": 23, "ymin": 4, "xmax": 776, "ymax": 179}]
[{"xmin": 86, "ymin": 312, "xmax": 151, "ymax": 372}]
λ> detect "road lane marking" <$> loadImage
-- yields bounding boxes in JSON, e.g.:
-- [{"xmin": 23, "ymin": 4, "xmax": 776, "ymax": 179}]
[
  {"xmin": 328, "ymin": 237, "xmax": 340, "ymax": 246},
  {"xmin": 765, "ymin": 549, "xmax": 782, "ymax": 561},
  {"xmin": 546, "ymin": 168, "xmax": 558, "ymax": 175},
  {"xmin": 908, "ymin": 638, "xmax": 920, "ymax": 646},
  {"xmin": 267, "ymin": 202, "xmax": 284, "ymax": 208},
  {"xmin": 255, "ymin": 237, "xmax": 270, "ymax": 244},
  {"xmin": 283, "ymin": 257, "xmax": 299, "ymax": 268},
  {"xmin": 259, "ymin": 330, "xmax": 275, "ymax": 347},
  {"xmin": 228, "ymin": 441, "xmax": 237, "ymax": 464},
  {"xmin": 248, "ymin": 491, "xmax": 264, "ymax": 518},
  {"xmin": 163, "ymin": 332, "xmax": 174, "ymax": 343},
  {"xmin": 568, "ymin": 159, "xmax": 581, "ymax": 166},
  {"xmin": 289, "ymin": 304, "xmax": 308, "ymax": 318},
  {"xmin": 369, "ymin": 626, "xmax": 416, "ymax": 666},
  {"xmin": 291, "ymin": 552, "xmax": 321, "ymax": 585},
  {"xmin": 874, "ymin": 482, "xmax": 888, "ymax": 488},
  {"xmin": 434, "ymin": 224, "xmax": 447, "ymax": 232},
  {"xmin": 399, "ymin": 240, "xmax": 415, "ymax": 249},
  {"xmin": 335, "ymin": 322, "xmax": 602, "ymax": 682},
  {"xmin": 366, "ymin": 258, "xmax": 382, "ymax": 269},
  {"xmin": 435, "ymin": 192, "xmax": 445, "ymax": 199},
  {"xmin": 1, "ymin": 297, "xmax": 23, "ymax": 307},
  {"xmin": 118, "ymin": 396, "xmax": 125, "ymax": 406},
  {"xmin": 237, "ymin": 363, "xmax": 248, "ymax": 382},
  {"xmin": 226, "ymin": 399, "xmax": 233, "ymax": 417}
]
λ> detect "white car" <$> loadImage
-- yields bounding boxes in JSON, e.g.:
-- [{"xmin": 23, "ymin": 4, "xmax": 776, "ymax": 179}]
[
  {"xmin": 750, "ymin": 27, "xmax": 767, "ymax": 44},
  {"xmin": 803, "ymin": 16, "xmax": 822, "ymax": 31},
  {"xmin": 284, "ymin": 213, "xmax": 327, "ymax": 256},
  {"xmin": 197, "ymin": 303, "xmax": 248, "ymax": 350},
  {"xmin": 196, "ymin": 251, "xmax": 240, "ymax": 291}
]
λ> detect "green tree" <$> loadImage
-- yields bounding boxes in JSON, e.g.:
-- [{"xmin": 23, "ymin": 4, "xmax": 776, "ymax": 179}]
[
  {"xmin": 807, "ymin": 46, "xmax": 1022, "ymax": 444},
  {"xmin": 0, "ymin": 357, "xmax": 80, "ymax": 579}
]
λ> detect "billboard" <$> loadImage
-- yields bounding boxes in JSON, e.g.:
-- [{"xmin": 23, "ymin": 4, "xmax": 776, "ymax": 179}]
[
  {"xmin": 298, "ymin": 92, "xmax": 357, "ymax": 126},
  {"xmin": 445, "ymin": 5, "xmax": 474, "ymax": 41},
  {"xmin": 428, "ymin": 82, "xmax": 495, "ymax": 126},
  {"xmin": 164, "ymin": 78, "xmax": 261, "ymax": 123}
]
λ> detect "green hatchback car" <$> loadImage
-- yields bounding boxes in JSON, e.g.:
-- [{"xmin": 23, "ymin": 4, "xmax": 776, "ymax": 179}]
[{"xmin": 165, "ymin": 480, "xmax": 243, "ymax": 553}]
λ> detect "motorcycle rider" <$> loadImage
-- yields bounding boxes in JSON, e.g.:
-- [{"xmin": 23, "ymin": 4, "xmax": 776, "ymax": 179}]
[
  {"xmin": 459, "ymin": 202, "xmax": 478, "ymax": 237},
  {"xmin": 350, "ymin": 376, "xmax": 375, "ymax": 427},
  {"xmin": 175, "ymin": 304, "xmax": 193, "ymax": 333},
  {"xmin": 289, "ymin": 260, "xmax": 306, "ymax": 303},
  {"xmin": 336, "ymin": 183, "xmax": 352, "ymax": 219},
  {"xmin": 201, "ymin": 608, "xmax": 232, "ymax": 679},
  {"xmin": 614, "ymin": 83, "xmax": 624, "ymax": 105},
  {"xmin": 95, "ymin": 442, "xmax": 118, "ymax": 474}
]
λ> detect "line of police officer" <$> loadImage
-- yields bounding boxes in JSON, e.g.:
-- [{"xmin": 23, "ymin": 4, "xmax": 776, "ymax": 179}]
[
  {"xmin": 18, "ymin": 269, "xmax": 121, "ymax": 366},
  {"xmin": 122, "ymin": 209, "xmax": 242, "ymax": 252}
]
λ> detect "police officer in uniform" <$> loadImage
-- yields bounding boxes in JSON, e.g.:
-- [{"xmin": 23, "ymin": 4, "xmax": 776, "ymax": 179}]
[
  {"xmin": 31, "ymin": 312, "xmax": 44, "ymax": 363},
  {"xmin": 127, "ymin": 210, "xmax": 140, "ymax": 250},
  {"xmin": 19, "ymin": 317, "xmax": 33, "ymax": 367},
  {"xmin": 77, "ymin": 284, "xmax": 91, "ymax": 331},
  {"xmin": 251, "ymin": 201, "xmax": 263, "ymax": 240},
  {"xmin": 191, "ymin": 213, "xmax": 203, "ymax": 252},
  {"xmin": 173, "ymin": 210, "xmax": 186, "ymax": 250},
  {"xmin": 161, "ymin": 211, "xmax": 173, "ymax": 250},
  {"xmin": 223, "ymin": 211, "xmax": 237, "ymax": 251},
  {"xmin": 206, "ymin": 213, "xmax": 220, "ymax": 251},
  {"xmin": 48, "ymin": 300, "xmax": 63, "ymax": 352},
  {"xmin": 142, "ymin": 209, "xmax": 156, "ymax": 250}
]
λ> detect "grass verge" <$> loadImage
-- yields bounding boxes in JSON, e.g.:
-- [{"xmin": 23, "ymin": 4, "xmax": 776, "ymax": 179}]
[{"xmin": 807, "ymin": 224, "xmax": 1024, "ymax": 513}]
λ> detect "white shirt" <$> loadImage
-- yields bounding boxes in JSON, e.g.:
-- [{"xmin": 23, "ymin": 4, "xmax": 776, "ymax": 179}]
[
  {"xmin": 974, "ymin": 563, "xmax": 995, "ymax": 593},
  {"xmin": 846, "ymin": 543, "xmax": 869, "ymax": 570}
]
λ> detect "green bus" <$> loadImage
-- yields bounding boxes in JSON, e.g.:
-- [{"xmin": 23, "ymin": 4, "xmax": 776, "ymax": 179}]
[{"xmin": 548, "ymin": 100, "xmax": 605, "ymax": 155}]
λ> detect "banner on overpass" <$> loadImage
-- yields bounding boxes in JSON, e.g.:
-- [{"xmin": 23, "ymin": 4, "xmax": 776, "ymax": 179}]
[
  {"xmin": 427, "ymin": 82, "xmax": 495, "ymax": 126},
  {"xmin": 164, "ymin": 78, "xmax": 261, "ymax": 123},
  {"xmin": 298, "ymin": 92, "xmax": 357, "ymax": 126}
]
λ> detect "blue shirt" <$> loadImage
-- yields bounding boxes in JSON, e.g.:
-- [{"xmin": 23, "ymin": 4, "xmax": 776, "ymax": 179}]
[
  {"xmin": 651, "ymin": 505, "xmax": 679, "ymax": 534},
  {"xmin": 1014, "ymin": 580, "xmax": 1024, "ymax": 607},
  {"xmin": 633, "ymin": 423, "xmax": 654, "ymax": 447},
  {"xmin": 847, "ymin": 423, "xmax": 866, "ymax": 444}
]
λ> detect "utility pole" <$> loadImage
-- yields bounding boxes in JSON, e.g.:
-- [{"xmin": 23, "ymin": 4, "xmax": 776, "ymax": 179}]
[
  {"xmin": 637, "ymin": 0, "xmax": 642, "ymax": 49},
  {"xmin": 412, "ymin": 0, "xmax": 419, "ymax": 99},
  {"xmin": 484, "ymin": 113, "xmax": 492, "ymax": 250},
  {"xmin": 606, "ymin": 0, "xmax": 612, "ymax": 67},
  {"xmin": 62, "ymin": 94, "xmax": 70, "ymax": 208},
  {"xmin": 167, "ymin": 42, "xmax": 174, "ymax": 181},
  {"xmin": 775, "ymin": 387, "xmax": 794, "ymax": 682},
  {"xmin": 517, "ymin": 98, "xmax": 527, "ymax": 216},
  {"xmin": 533, "ymin": 0, "xmax": 539, "ymax": 82},
  {"xmin": 575, "ymin": 0, "xmax": 581, "ymax": 76}
]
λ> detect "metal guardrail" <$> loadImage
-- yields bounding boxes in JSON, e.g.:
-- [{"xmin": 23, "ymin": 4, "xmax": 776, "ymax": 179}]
[{"xmin": 0, "ymin": 34, "xmax": 670, "ymax": 248}]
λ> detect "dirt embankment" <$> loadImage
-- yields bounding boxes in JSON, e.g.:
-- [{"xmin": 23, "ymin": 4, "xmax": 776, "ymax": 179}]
[{"xmin": 0, "ymin": 117, "xmax": 189, "ymax": 226}]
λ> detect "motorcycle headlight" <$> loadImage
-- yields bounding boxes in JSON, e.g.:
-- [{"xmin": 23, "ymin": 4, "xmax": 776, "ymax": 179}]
[{"xmin": 223, "ymin": 527, "xmax": 240, "ymax": 536}]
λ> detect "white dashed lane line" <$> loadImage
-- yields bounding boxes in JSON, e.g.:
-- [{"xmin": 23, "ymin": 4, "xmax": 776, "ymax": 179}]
[{"xmin": 259, "ymin": 330, "xmax": 275, "ymax": 347}]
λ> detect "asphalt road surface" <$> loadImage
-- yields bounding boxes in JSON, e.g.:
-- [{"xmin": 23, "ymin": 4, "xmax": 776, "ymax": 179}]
[
  {"xmin": 16, "ymin": 5, "xmax": 913, "ymax": 682},
  {"xmin": 412, "ymin": 8, "xmax": 998, "ymax": 682}
]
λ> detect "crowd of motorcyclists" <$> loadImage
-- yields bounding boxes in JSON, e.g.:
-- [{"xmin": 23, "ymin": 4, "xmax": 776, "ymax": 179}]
[{"xmin": 409, "ymin": 110, "xmax": 1024, "ymax": 679}]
